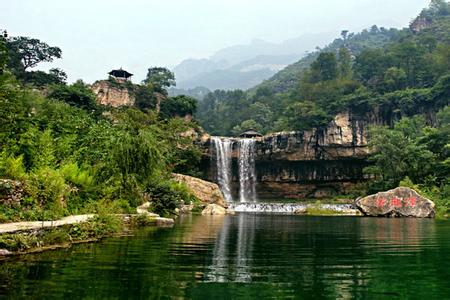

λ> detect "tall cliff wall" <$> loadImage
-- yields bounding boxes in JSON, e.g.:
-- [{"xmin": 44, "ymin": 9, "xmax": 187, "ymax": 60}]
[{"xmin": 202, "ymin": 112, "xmax": 372, "ymax": 199}]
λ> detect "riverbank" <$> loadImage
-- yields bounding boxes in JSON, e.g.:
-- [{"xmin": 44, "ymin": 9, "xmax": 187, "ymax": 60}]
[{"xmin": 0, "ymin": 213, "xmax": 175, "ymax": 259}]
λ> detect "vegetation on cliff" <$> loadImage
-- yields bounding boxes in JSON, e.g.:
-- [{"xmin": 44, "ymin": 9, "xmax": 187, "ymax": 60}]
[{"xmin": 0, "ymin": 33, "xmax": 201, "ymax": 222}]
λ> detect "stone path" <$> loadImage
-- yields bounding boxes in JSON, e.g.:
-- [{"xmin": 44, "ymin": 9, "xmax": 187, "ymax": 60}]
[{"xmin": 0, "ymin": 214, "xmax": 96, "ymax": 234}]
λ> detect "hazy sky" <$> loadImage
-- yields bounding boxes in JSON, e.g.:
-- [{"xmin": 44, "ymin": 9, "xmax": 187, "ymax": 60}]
[{"xmin": 1, "ymin": 0, "xmax": 430, "ymax": 83}]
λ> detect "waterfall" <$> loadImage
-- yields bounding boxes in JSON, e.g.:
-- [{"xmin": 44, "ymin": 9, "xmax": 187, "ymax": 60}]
[
  {"xmin": 211, "ymin": 137, "xmax": 258, "ymax": 203},
  {"xmin": 238, "ymin": 139, "xmax": 257, "ymax": 203},
  {"xmin": 211, "ymin": 137, "xmax": 233, "ymax": 202}
]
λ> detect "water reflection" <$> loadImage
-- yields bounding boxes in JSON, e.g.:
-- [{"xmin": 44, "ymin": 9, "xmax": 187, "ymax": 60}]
[
  {"xmin": 0, "ymin": 215, "xmax": 449, "ymax": 299},
  {"xmin": 205, "ymin": 214, "xmax": 256, "ymax": 283},
  {"xmin": 194, "ymin": 215, "xmax": 444, "ymax": 299}
]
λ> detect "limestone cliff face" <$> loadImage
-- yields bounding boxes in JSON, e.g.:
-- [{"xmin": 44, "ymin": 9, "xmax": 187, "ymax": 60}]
[
  {"xmin": 256, "ymin": 112, "xmax": 369, "ymax": 161},
  {"xmin": 202, "ymin": 112, "xmax": 372, "ymax": 199},
  {"xmin": 91, "ymin": 80, "xmax": 134, "ymax": 107}
]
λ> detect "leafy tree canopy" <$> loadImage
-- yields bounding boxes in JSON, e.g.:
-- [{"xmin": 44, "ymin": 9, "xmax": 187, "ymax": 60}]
[
  {"xmin": 6, "ymin": 36, "xmax": 61, "ymax": 72},
  {"xmin": 143, "ymin": 67, "xmax": 176, "ymax": 93}
]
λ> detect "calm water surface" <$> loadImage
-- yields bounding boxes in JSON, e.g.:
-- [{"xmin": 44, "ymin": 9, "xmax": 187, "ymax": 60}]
[{"xmin": 1, "ymin": 214, "xmax": 450, "ymax": 299}]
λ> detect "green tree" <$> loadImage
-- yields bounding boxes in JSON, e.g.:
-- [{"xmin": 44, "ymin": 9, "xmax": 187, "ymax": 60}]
[
  {"xmin": 133, "ymin": 84, "xmax": 157, "ymax": 111},
  {"xmin": 22, "ymin": 68, "xmax": 67, "ymax": 87},
  {"xmin": 0, "ymin": 30, "xmax": 7, "ymax": 73},
  {"xmin": 232, "ymin": 119, "xmax": 263, "ymax": 136},
  {"xmin": 427, "ymin": 0, "xmax": 450, "ymax": 17},
  {"xmin": 6, "ymin": 36, "xmax": 62, "ymax": 74},
  {"xmin": 160, "ymin": 95, "xmax": 197, "ymax": 119},
  {"xmin": 284, "ymin": 101, "xmax": 331, "ymax": 131},
  {"xmin": 383, "ymin": 67, "xmax": 407, "ymax": 92},
  {"xmin": 365, "ymin": 116, "xmax": 436, "ymax": 190},
  {"xmin": 143, "ymin": 67, "xmax": 175, "ymax": 94},
  {"xmin": 248, "ymin": 102, "xmax": 273, "ymax": 132},
  {"xmin": 422, "ymin": 106, "xmax": 450, "ymax": 185},
  {"xmin": 354, "ymin": 48, "xmax": 392, "ymax": 89},
  {"xmin": 389, "ymin": 42, "xmax": 426, "ymax": 87},
  {"xmin": 310, "ymin": 52, "xmax": 338, "ymax": 82},
  {"xmin": 338, "ymin": 47, "xmax": 352, "ymax": 79},
  {"xmin": 341, "ymin": 30, "xmax": 349, "ymax": 41}
]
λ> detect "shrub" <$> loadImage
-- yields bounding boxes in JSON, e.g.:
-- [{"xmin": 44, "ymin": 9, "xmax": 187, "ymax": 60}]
[
  {"xmin": 0, "ymin": 153, "xmax": 27, "ymax": 180},
  {"xmin": 146, "ymin": 180, "xmax": 198, "ymax": 216},
  {"xmin": 27, "ymin": 167, "xmax": 70, "ymax": 210}
]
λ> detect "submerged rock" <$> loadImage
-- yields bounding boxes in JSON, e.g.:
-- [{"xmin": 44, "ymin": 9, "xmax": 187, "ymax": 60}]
[
  {"xmin": 173, "ymin": 174, "xmax": 227, "ymax": 208},
  {"xmin": 155, "ymin": 217, "xmax": 175, "ymax": 227},
  {"xmin": 201, "ymin": 204, "xmax": 227, "ymax": 215},
  {"xmin": 355, "ymin": 187, "xmax": 435, "ymax": 218}
]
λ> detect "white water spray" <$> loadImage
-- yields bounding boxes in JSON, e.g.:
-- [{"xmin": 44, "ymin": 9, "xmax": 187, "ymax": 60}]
[
  {"xmin": 238, "ymin": 139, "xmax": 257, "ymax": 203},
  {"xmin": 211, "ymin": 137, "xmax": 233, "ymax": 202}
]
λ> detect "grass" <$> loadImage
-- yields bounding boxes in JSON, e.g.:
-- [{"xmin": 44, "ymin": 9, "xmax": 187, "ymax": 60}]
[{"xmin": 303, "ymin": 206, "xmax": 348, "ymax": 216}]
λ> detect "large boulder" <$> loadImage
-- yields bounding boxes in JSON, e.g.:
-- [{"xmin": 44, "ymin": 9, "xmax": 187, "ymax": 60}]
[
  {"xmin": 355, "ymin": 187, "xmax": 435, "ymax": 218},
  {"xmin": 173, "ymin": 174, "xmax": 227, "ymax": 208},
  {"xmin": 155, "ymin": 217, "xmax": 175, "ymax": 227}
]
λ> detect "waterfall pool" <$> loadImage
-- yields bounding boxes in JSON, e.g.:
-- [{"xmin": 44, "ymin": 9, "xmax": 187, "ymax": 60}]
[{"xmin": 1, "ymin": 214, "xmax": 449, "ymax": 299}]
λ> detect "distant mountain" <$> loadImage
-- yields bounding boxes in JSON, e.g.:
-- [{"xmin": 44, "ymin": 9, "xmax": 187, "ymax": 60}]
[
  {"xmin": 251, "ymin": 26, "xmax": 401, "ymax": 95},
  {"xmin": 176, "ymin": 55, "xmax": 299, "ymax": 91},
  {"xmin": 172, "ymin": 32, "xmax": 335, "ymax": 91}
]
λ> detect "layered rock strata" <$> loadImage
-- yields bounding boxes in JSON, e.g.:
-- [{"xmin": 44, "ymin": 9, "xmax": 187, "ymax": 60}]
[{"xmin": 202, "ymin": 112, "xmax": 372, "ymax": 199}]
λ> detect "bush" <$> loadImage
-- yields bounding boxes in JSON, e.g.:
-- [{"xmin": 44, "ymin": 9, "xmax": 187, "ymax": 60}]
[
  {"xmin": 146, "ymin": 180, "xmax": 199, "ymax": 216},
  {"xmin": 48, "ymin": 81, "xmax": 98, "ymax": 111},
  {"xmin": 27, "ymin": 167, "xmax": 70, "ymax": 211},
  {"xmin": 0, "ymin": 153, "xmax": 27, "ymax": 180}
]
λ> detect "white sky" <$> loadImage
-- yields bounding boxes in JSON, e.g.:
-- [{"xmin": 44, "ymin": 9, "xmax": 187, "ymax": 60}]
[{"xmin": 1, "ymin": 0, "xmax": 430, "ymax": 83}]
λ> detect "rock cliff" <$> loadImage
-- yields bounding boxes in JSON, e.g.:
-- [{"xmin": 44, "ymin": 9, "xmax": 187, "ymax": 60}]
[
  {"xmin": 91, "ymin": 80, "xmax": 134, "ymax": 107},
  {"xmin": 202, "ymin": 112, "xmax": 372, "ymax": 199}
]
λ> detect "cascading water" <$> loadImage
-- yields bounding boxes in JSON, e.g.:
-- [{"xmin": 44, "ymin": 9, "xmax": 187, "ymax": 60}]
[
  {"xmin": 238, "ymin": 139, "xmax": 257, "ymax": 203},
  {"xmin": 211, "ymin": 137, "xmax": 233, "ymax": 202},
  {"xmin": 211, "ymin": 137, "xmax": 257, "ymax": 203}
]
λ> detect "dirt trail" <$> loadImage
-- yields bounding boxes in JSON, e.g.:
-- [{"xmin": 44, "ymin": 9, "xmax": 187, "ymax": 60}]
[{"xmin": 0, "ymin": 214, "xmax": 96, "ymax": 234}]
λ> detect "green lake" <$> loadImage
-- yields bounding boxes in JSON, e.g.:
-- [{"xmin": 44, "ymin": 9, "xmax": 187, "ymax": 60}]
[{"xmin": 1, "ymin": 214, "xmax": 450, "ymax": 299}]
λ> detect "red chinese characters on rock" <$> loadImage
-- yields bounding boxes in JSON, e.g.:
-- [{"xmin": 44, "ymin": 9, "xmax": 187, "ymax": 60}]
[
  {"xmin": 374, "ymin": 196, "xmax": 417, "ymax": 208},
  {"xmin": 391, "ymin": 196, "xmax": 402, "ymax": 208},
  {"xmin": 376, "ymin": 198, "xmax": 386, "ymax": 208},
  {"xmin": 406, "ymin": 197, "xmax": 417, "ymax": 207}
]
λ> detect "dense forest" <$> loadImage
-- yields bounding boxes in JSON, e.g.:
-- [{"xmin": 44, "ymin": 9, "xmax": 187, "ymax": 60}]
[
  {"xmin": 0, "ymin": 31, "xmax": 202, "ymax": 222},
  {"xmin": 196, "ymin": 0, "xmax": 449, "ymax": 213}
]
